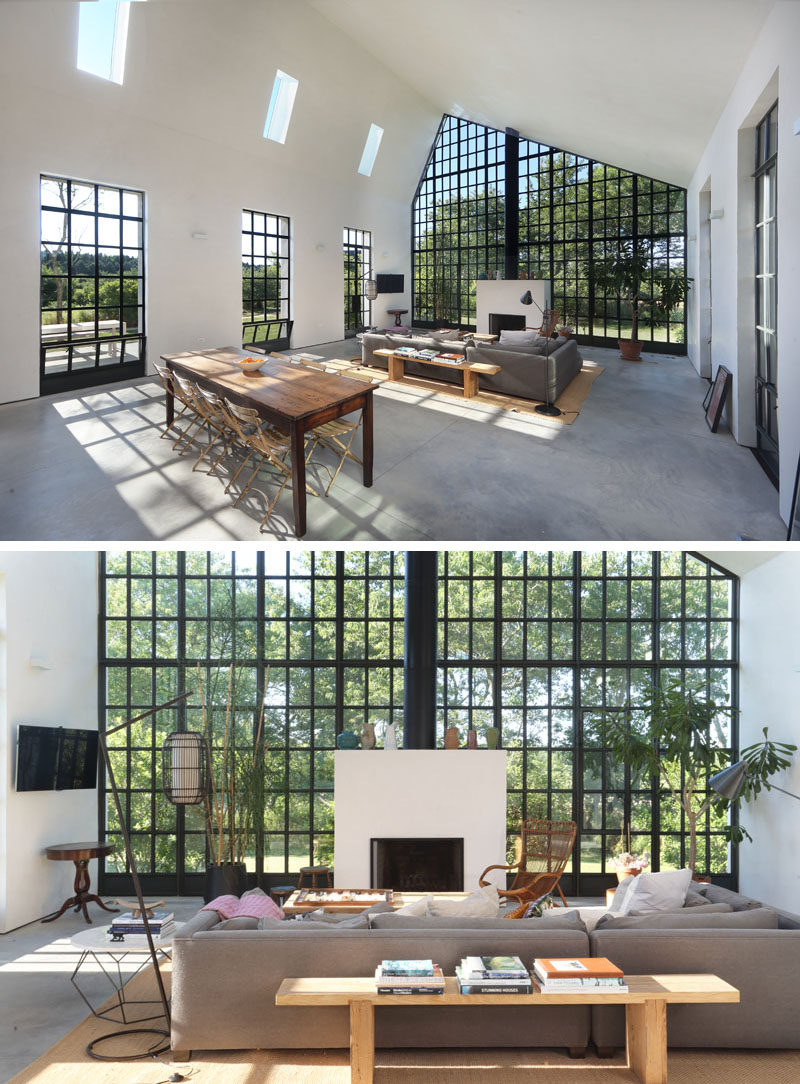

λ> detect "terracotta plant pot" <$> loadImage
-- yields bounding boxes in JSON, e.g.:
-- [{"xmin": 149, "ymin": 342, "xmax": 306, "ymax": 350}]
[{"xmin": 618, "ymin": 338, "xmax": 643, "ymax": 361}]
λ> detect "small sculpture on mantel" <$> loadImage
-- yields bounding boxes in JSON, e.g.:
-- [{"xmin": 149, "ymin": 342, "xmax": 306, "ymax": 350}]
[
  {"xmin": 384, "ymin": 723, "xmax": 398, "ymax": 750},
  {"xmin": 444, "ymin": 726, "xmax": 459, "ymax": 749},
  {"xmin": 360, "ymin": 721, "xmax": 376, "ymax": 749},
  {"xmin": 466, "ymin": 728, "xmax": 478, "ymax": 749}
]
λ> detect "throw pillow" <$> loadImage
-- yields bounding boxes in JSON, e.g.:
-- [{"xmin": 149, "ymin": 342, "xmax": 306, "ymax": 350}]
[
  {"xmin": 607, "ymin": 874, "xmax": 638, "ymax": 914},
  {"xmin": 392, "ymin": 895, "xmax": 431, "ymax": 917},
  {"xmin": 702, "ymin": 883, "xmax": 762, "ymax": 911},
  {"xmin": 426, "ymin": 884, "xmax": 500, "ymax": 918},
  {"xmin": 616, "ymin": 868, "xmax": 692, "ymax": 915},
  {"xmin": 498, "ymin": 329, "xmax": 538, "ymax": 346},
  {"xmin": 202, "ymin": 892, "xmax": 284, "ymax": 921},
  {"xmin": 628, "ymin": 902, "xmax": 733, "ymax": 917}
]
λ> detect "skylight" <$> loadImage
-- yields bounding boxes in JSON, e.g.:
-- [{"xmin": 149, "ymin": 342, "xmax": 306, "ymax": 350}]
[
  {"xmin": 263, "ymin": 71, "xmax": 299, "ymax": 144},
  {"xmin": 358, "ymin": 124, "xmax": 384, "ymax": 177},
  {"xmin": 77, "ymin": 0, "xmax": 136, "ymax": 85}
]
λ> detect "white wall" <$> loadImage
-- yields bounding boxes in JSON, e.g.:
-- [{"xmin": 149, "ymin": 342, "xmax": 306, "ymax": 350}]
[
  {"xmin": 0, "ymin": 0, "xmax": 440, "ymax": 404},
  {"xmin": 738, "ymin": 552, "xmax": 800, "ymax": 913},
  {"xmin": 0, "ymin": 552, "xmax": 98, "ymax": 932},
  {"xmin": 686, "ymin": 1, "xmax": 800, "ymax": 521},
  {"xmin": 474, "ymin": 279, "xmax": 552, "ymax": 335},
  {"xmin": 334, "ymin": 749, "xmax": 507, "ymax": 891}
]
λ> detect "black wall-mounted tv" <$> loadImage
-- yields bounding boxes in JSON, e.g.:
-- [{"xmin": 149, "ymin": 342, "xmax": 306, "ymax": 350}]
[
  {"xmin": 376, "ymin": 273, "xmax": 404, "ymax": 294},
  {"xmin": 16, "ymin": 725, "xmax": 99, "ymax": 792}
]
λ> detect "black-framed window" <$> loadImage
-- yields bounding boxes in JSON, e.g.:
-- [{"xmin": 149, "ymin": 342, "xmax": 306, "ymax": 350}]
[
  {"xmin": 412, "ymin": 115, "xmax": 687, "ymax": 351},
  {"xmin": 99, "ymin": 550, "xmax": 404, "ymax": 895},
  {"xmin": 100, "ymin": 550, "xmax": 737, "ymax": 897},
  {"xmin": 343, "ymin": 227, "xmax": 373, "ymax": 335},
  {"xmin": 754, "ymin": 101, "xmax": 779, "ymax": 484},
  {"xmin": 437, "ymin": 551, "xmax": 738, "ymax": 892},
  {"xmin": 241, "ymin": 209, "xmax": 291, "ymax": 327},
  {"xmin": 413, "ymin": 116, "xmax": 505, "ymax": 327},
  {"xmin": 40, "ymin": 175, "xmax": 145, "ymax": 394}
]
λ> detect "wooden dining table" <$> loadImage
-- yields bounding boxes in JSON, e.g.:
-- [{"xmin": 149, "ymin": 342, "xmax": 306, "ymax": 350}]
[{"xmin": 161, "ymin": 347, "xmax": 374, "ymax": 537}]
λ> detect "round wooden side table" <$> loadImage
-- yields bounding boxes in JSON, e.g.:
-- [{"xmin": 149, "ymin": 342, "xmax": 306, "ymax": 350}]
[{"xmin": 42, "ymin": 841, "xmax": 118, "ymax": 924}]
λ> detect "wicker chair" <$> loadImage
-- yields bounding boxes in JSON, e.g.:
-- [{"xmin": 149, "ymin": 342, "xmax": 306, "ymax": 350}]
[{"xmin": 479, "ymin": 818, "xmax": 577, "ymax": 908}]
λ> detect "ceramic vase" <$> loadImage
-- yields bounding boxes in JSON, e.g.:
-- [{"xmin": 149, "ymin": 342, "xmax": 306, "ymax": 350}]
[
  {"xmin": 444, "ymin": 726, "xmax": 459, "ymax": 749},
  {"xmin": 384, "ymin": 723, "xmax": 398, "ymax": 750},
  {"xmin": 337, "ymin": 730, "xmax": 360, "ymax": 750},
  {"xmin": 485, "ymin": 727, "xmax": 499, "ymax": 749},
  {"xmin": 360, "ymin": 721, "xmax": 376, "ymax": 749},
  {"xmin": 204, "ymin": 861, "xmax": 246, "ymax": 903},
  {"xmin": 467, "ymin": 729, "xmax": 478, "ymax": 749}
]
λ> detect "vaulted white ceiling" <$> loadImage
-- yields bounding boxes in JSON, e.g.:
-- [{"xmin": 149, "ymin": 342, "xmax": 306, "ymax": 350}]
[{"xmin": 312, "ymin": 0, "xmax": 776, "ymax": 186}]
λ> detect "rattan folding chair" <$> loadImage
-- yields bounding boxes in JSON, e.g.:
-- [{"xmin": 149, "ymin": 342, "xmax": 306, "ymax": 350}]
[
  {"xmin": 169, "ymin": 374, "xmax": 210, "ymax": 457},
  {"xmin": 190, "ymin": 386, "xmax": 243, "ymax": 475},
  {"xmin": 305, "ymin": 414, "xmax": 362, "ymax": 496},
  {"xmin": 222, "ymin": 399, "xmax": 298, "ymax": 530},
  {"xmin": 479, "ymin": 818, "xmax": 577, "ymax": 907},
  {"xmin": 152, "ymin": 360, "xmax": 193, "ymax": 441}
]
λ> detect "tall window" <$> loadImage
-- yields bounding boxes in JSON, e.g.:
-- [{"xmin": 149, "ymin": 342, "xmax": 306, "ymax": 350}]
[
  {"xmin": 413, "ymin": 115, "xmax": 687, "ymax": 351},
  {"xmin": 437, "ymin": 551, "xmax": 738, "ymax": 892},
  {"xmin": 343, "ymin": 227, "xmax": 372, "ymax": 335},
  {"xmin": 754, "ymin": 101, "xmax": 779, "ymax": 484},
  {"xmin": 40, "ymin": 175, "xmax": 145, "ymax": 394},
  {"xmin": 99, "ymin": 551, "xmax": 404, "ymax": 895},
  {"xmin": 414, "ymin": 117, "xmax": 505, "ymax": 327},
  {"xmin": 241, "ymin": 209, "xmax": 291, "ymax": 347}
]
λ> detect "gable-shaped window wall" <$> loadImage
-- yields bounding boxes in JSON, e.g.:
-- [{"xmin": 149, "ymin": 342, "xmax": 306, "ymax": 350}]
[
  {"xmin": 413, "ymin": 115, "xmax": 687, "ymax": 352},
  {"xmin": 99, "ymin": 550, "xmax": 737, "ymax": 896}
]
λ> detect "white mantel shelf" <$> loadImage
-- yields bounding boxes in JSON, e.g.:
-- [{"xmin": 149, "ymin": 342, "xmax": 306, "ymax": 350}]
[{"xmin": 333, "ymin": 749, "xmax": 507, "ymax": 891}]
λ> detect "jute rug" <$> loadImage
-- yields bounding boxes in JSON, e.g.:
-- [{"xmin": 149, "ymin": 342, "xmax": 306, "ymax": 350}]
[
  {"xmin": 10, "ymin": 964, "xmax": 800, "ymax": 1084},
  {"xmin": 285, "ymin": 355, "xmax": 604, "ymax": 426}
]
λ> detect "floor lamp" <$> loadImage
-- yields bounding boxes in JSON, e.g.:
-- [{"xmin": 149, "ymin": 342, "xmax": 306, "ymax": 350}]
[
  {"xmin": 96, "ymin": 691, "xmax": 209, "ymax": 1060},
  {"xmin": 520, "ymin": 289, "xmax": 562, "ymax": 417},
  {"xmin": 709, "ymin": 761, "xmax": 800, "ymax": 803}
]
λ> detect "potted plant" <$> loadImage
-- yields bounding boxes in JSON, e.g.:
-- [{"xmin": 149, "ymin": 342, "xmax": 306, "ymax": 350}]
[
  {"xmin": 610, "ymin": 824, "xmax": 650, "ymax": 882},
  {"xmin": 590, "ymin": 239, "xmax": 692, "ymax": 361},
  {"xmin": 599, "ymin": 680, "xmax": 796, "ymax": 874},
  {"xmin": 198, "ymin": 663, "xmax": 271, "ymax": 901}
]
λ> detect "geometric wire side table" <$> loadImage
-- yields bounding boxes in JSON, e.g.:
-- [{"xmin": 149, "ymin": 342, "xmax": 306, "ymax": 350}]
[{"xmin": 70, "ymin": 924, "xmax": 181, "ymax": 1060}]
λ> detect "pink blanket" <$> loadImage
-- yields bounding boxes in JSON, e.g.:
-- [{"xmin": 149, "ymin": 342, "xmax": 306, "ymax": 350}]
[{"xmin": 202, "ymin": 893, "xmax": 283, "ymax": 921}]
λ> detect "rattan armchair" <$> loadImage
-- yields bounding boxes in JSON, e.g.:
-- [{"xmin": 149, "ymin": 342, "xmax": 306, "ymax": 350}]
[{"xmin": 479, "ymin": 817, "xmax": 577, "ymax": 907}]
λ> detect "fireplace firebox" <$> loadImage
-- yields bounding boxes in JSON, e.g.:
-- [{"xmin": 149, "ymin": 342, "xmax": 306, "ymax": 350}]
[
  {"xmin": 370, "ymin": 837, "xmax": 464, "ymax": 892},
  {"xmin": 488, "ymin": 313, "xmax": 526, "ymax": 337}
]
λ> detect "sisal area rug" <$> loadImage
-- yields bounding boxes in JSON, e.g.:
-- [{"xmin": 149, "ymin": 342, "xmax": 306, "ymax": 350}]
[
  {"xmin": 279, "ymin": 354, "xmax": 604, "ymax": 426},
  {"xmin": 10, "ymin": 964, "xmax": 800, "ymax": 1084}
]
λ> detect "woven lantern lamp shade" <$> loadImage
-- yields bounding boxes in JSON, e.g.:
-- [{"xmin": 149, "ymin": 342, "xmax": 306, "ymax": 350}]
[{"xmin": 162, "ymin": 731, "xmax": 210, "ymax": 805}]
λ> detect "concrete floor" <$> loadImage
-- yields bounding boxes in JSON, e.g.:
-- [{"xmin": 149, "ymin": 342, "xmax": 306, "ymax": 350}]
[
  {"xmin": 0, "ymin": 893, "xmax": 605, "ymax": 1082},
  {"xmin": 0, "ymin": 896, "xmax": 200, "ymax": 1083},
  {"xmin": 0, "ymin": 341, "xmax": 784, "ymax": 541}
]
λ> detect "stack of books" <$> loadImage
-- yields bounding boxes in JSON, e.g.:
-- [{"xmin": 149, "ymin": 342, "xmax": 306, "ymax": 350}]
[
  {"xmin": 375, "ymin": 959, "xmax": 445, "ymax": 995},
  {"xmin": 107, "ymin": 909, "xmax": 176, "ymax": 942},
  {"xmin": 394, "ymin": 346, "xmax": 417, "ymax": 357},
  {"xmin": 532, "ymin": 956, "xmax": 628, "ymax": 994},
  {"xmin": 456, "ymin": 955, "xmax": 532, "ymax": 994},
  {"xmin": 413, "ymin": 349, "xmax": 439, "ymax": 360}
]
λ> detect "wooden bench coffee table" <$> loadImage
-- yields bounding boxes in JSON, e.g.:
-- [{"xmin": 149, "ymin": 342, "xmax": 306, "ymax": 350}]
[
  {"xmin": 276, "ymin": 973, "xmax": 739, "ymax": 1084},
  {"xmin": 373, "ymin": 348, "xmax": 499, "ymax": 399}
]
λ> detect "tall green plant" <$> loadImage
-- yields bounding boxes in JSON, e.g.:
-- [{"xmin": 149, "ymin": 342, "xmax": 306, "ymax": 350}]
[
  {"xmin": 590, "ymin": 239, "xmax": 692, "ymax": 342},
  {"xmin": 197, "ymin": 662, "xmax": 271, "ymax": 867},
  {"xmin": 600, "ymin": 681, "xmax": 795, "ymax": 871}
]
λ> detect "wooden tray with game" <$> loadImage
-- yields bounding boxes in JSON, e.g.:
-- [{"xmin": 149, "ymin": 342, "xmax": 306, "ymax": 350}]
[{"xmin": 293, "ymin": 888, "xmax": 394, "ymax": 907}]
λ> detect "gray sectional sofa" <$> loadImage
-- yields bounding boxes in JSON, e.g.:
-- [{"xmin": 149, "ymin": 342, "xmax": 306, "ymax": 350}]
[
  {"xmin": 169, "ymin": 883, "xmax": 800, "ymax": 1058},
  {"xmin": 360, "ymin": 329, "xmax": 583, "ymax": 403}
]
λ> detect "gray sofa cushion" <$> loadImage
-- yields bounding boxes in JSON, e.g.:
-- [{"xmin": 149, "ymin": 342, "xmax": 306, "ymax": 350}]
[
  {"xmin": 628, "ymin": 902, "xmax": 733, "ymax": 916},
  {"xmin": 215, "ymin": 916, "xmax": 260, "ymax": 930},
  {"xmin": 594, "ymin": 907, "xmax": 777, "ymax": 931},
  {"xmin": 299, "ymin": 902, "xmax": 394, "ymax": 925},
  {"xmin": 370, "ymin": 910, "xmax": 586, "ymax": 932},
  {"xmin": 702, "ymin": 883, "xmax": 762, "ymax": 910}
]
